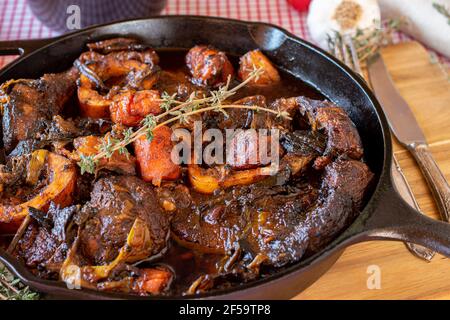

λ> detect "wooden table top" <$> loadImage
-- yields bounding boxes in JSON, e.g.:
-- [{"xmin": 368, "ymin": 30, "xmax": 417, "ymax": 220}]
[{"xmin": 295, "ymin": 41, "xmax": 450, "ymax": 300}]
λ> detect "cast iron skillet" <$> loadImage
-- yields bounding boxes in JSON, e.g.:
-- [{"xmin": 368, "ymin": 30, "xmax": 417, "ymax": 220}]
[{"xmin": 0, "ymin": 16, "xmax": 449, "ymax": 300}]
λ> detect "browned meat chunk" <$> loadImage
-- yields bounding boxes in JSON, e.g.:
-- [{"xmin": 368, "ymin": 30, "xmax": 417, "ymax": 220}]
[
  {"xmin": 186, "ymin": 45, "xmax": 234, "ymax": 87},
  {"xmin": 8, "ymin": 116, "xmax": 111, "ymax": 157},
  {"xmin": 168, "ymin": 180, "xmax": 313, "ymax": 257},
  {"xmin": 305, "ymin": 159, "xmax": 373, "ymax": 252},
  {"xmin": 270, "ymin": 97, "xmax": 364, "ymax": 168},
  {"xmin": 280, "ymin": 130, "xmax": 326, "ymax": 175},
  {"xmin": 82, "ymin": 38, "xmax": 159, "ymax": 68},
  {"xmin": 79, "ymin": 176, "xmax": 169, "ymax": 265},
  {"xmin": 0, "ymin": 154, "xmax": 28, "ymax": 189},
  {"xmin": 227, "ymin": 130, "xmax": 280, "ymax": 170},
  {"xmin": 41, "ymin": 116, "xmax": 111, "ymax": 140},
  {"xmin": 281, "ymin": 130, "xmax": 326, "ymax": 156},
  {"xmin": 168, "ymin": 184, "xmax": 243, "ymax": 254},
  {"xmin": 155, "ymin": 70, "xmax": 206, "ymax": 102},
  {"xmin": 76, "ymin": 47, "xmax": 160, "ymax": 118},
  {"xmin": 87, "ymin": 37, "xmax": 156, "ymax": 55},
  {"xmin": 206, "ymin": 95, "xmax": 267, "ymax": 130},
  {"xmin": 2, "ymin": 68, "xmax": 78, "ymax": 153},
  {"xmin": 296, "ymin": 97, "xmax": 364, "ymax": 167},
  {"xmin": 15, "ymin": 204, "xmax": 78, "ymax": 277},
  {"xmin": 267, "ymin": 97, "xmax": 299, "ymax": 131},
  {"xmin": 171, "ymin": 159, "xmax": 372, "ymax": 267},
  {"xmin": 16, "ymin": 222, "xmax": 67, "ymax": 276},
  {"xmin": 241, "ymin": 185, "xmax": 318, "ymax": 267},
  {"xmin": 243, "ymin": 159, "xmax": 373, "ymax": 266}
]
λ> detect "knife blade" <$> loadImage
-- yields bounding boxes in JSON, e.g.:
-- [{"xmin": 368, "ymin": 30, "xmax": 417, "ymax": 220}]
[
  {"xmin": 368, "ymin": 53, "xmax": 426, "ymax": 146},
  {"xmin": 368, "ymin": 53, "xmax": 450, "ymax": 223}
]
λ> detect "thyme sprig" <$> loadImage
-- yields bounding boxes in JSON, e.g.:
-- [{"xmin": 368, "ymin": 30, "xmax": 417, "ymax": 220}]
[
  {"xmin": 154, "ymin": 104, "xmax": 292, "ymax": 129},
  {"xmin": 79, "ymin": 67, "xmax": 281, "ymax": 174},
  {"xmin": 327, "ymin": 18, "xmax": 404, "ymax": 66},
  {"xmin": 79, "ymin": 154, "xmax": 98, "ymax": 175},
  {"xmin": 433, "ymin": 2, "xmax": 450, "ymax": 25},
  {"xmin": 0, "ymin": 264, "xmax": 39, "ymax": 300}
]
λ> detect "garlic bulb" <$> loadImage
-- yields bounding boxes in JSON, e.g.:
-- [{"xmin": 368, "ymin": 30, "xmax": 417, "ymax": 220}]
[{"xmin": 307, "ymin": 0, "xmax": 381, "ymax": 49}]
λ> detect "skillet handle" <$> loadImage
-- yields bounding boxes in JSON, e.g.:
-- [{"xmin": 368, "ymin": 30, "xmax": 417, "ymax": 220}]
[
  {"xmin": 361, "ymin": 182, "xmax": 450, "ymax": 257},
  {"xmin": 0, "ymin": 38, "xmax": 57, "ymax": 57}
]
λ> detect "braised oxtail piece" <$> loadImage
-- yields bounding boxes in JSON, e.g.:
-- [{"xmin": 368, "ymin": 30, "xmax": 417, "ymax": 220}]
[
  {"xmin": 296, "ymin": 97, "xmax": 364, "ymax": 168},
  {"xmin": 2, "ymin": 68, "xmax": 79, "ymax": 153},
  {"xmin": 78, "ymin": 175, "xmax": 169, "ymax": 266}
]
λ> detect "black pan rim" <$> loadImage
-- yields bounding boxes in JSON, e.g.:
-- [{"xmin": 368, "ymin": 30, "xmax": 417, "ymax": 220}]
[{"xmin": 0, "ymin": 15, "xmax": 392, "ymax": 300}]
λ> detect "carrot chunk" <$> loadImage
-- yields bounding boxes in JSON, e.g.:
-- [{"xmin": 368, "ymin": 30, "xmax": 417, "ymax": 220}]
[
  {"xmin": 133, "ymin": 126, "xmax": 181, "ymax": 186},
  {"xmin": 110, "ymin": 90, "xmax": 161, "ymax": 127}
]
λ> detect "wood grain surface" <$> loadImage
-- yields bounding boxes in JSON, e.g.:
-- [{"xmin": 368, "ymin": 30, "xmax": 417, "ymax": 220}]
[{"xmin": 294, "ymin": 41, "xmax": 450, "ymax": 300}]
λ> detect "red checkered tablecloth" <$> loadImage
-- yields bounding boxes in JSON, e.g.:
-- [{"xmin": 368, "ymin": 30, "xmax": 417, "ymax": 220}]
[{"xmin": 0, "ymin": 0, "xmax": 448, "ymax": 69}]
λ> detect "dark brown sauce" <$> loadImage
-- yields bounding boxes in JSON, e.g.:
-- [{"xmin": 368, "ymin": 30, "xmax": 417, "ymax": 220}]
[{"xmin": 0, "ymin": 235, "xmax": 12, "ymax": 249}]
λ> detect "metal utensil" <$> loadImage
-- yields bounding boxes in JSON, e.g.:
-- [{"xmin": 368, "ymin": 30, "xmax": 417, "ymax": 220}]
[
  {"xmin": 391, "ymin": 156, "xmax": 435, "ymax": 261},
  {"xmin": 330, "ymin": 37, "xmax": 436, "ymax": 260},
  {"xmin": 368, "ymin": 53, "xmax": 450, "ymax": 223}
]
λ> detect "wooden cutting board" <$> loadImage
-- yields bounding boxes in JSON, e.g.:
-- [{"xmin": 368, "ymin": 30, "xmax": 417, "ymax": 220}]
[{"xmin": 295, "ymin": 41, "xmax": 450, "ymax": 300}]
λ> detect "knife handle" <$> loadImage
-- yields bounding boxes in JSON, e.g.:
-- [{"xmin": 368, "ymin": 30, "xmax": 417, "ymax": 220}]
[{"xmin": 408, "ymin": 142, "xmax": 450, "ymax": 222}]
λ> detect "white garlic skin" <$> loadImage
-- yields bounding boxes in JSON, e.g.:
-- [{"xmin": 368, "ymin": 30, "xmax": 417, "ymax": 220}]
[{"xmin": 307, "ymin": 0, "xmax": 381, "ymax": 50}]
